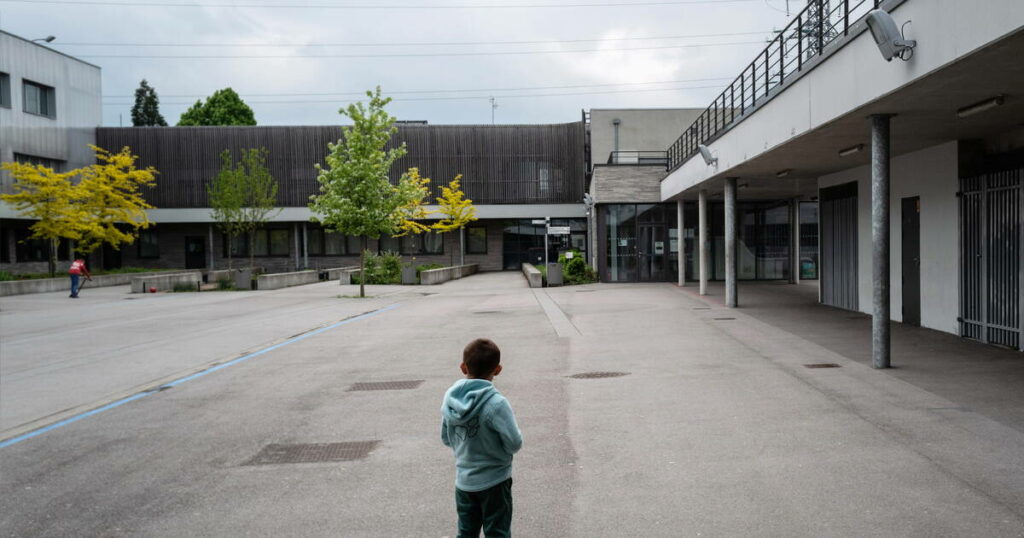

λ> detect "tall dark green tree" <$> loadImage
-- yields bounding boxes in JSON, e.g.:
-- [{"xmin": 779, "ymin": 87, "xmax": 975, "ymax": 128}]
[
  {"xmin": 131, "ymin": 79, "xmax": 167, "ymax": 126},
  {"xmin": 178, "ymin": 88, "xmax": 257, "ymax": 126}
]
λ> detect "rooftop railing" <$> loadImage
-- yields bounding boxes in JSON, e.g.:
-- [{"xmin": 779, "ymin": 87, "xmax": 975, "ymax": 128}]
[
  {"xmin": 666, "ymin": 0, "xmax": 883, "ymax": 172},
  {"xmin": 607, "ymin": 150, "xmax": 669, "ymax": 166}
]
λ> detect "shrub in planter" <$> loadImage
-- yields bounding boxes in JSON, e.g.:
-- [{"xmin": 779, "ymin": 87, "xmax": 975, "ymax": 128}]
[
  {"xmin": 352, "ymin": 250, "xmax": 402, "ymax": 285},
  {"xmin": 559, "ymin": 250, "xmax": 597, "ymax": 285}
]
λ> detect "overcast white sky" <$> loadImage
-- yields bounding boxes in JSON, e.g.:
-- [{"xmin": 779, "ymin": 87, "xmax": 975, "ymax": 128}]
[{"xmin": 2, "ymin": 0, "xmax": 803, "ymax": 126}]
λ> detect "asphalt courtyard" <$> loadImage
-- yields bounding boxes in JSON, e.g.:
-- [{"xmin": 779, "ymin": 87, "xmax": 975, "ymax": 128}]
[{"xmin": 1, "ymin": 272, "xmax": 1023, "ymax": 537}]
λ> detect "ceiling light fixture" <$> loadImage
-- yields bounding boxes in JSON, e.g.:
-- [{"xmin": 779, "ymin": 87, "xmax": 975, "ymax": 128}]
[
  {"xmin": 776, "ymin": 169, "xmax": 791, "ymax": 178},
  {"xmin": 957, "ymin": 95, "xmax": 1005, "ymax": 118},
  {"xmin": 838, "ymin": 144, "xmax": 864, "ymax": 157}
]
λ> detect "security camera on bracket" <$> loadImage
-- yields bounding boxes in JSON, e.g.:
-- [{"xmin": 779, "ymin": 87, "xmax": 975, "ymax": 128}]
[
  {"xmin": 866, "ymin": 9, "xmax": 917, "ymax": 61},
  {"xmin": 698, "ymin": 144, "xmax": 718, "ymax": 166}
]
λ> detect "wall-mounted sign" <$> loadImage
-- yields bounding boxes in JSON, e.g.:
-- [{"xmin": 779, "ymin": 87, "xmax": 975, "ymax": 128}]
[
  {"xmin": 654, "ymin": 241, "xmax": 665, "ymax": 254},
  {"xmin": 532, "ymin": 219, "xmax": 547, "ymax": 225},
  {"xmin": 547, "ymin": 226, "xmax": 571, "ymax": 235}
]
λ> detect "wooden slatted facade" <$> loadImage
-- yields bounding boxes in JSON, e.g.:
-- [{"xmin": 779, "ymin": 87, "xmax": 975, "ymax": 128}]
[{"xmin": 95, "ymin": 123, "xmax": 586, "ymax": 208}]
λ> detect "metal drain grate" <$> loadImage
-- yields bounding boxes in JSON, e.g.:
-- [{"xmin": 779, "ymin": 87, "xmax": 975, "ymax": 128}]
[
  {"xmin": 692, "ymin": 307, "xmax": 711, "ymax": 310},
  {"xmin": 473, "ymin": 311, "xmax": 501, "ymax": 314},
  {"xmin": 568, "ymin": 371, "xmax": 630, "ymax": 379},
  {"xmin": 348, "ymin": 380, "xmax": 424, "ymax": 391},
  {"xmin": 244, "ymin": 441, "xmax": 380, "ymax": 465},
  {"xmin": 804, "ymin": 363, "xmax": 841, "ymax": 369},
  {"xmin": 713, "ymin": 317, "xmax": 736, "ymax": 321}
]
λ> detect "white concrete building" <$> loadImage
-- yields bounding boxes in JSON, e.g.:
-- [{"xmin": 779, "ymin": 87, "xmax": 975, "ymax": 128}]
[{"xmin": 660, "ymin": 0, "xmax": 1024, "ymax": 356}]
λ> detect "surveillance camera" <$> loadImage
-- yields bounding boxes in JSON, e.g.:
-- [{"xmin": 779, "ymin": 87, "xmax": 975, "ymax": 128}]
[
  {"xmin": 866, "ymin": 9, "xmax": 916, "ymax": 61},
  {"xmin": 698, "ymin": 144, "xmax": 717, "ymax": 166},
  {"xmin": 582, "ymin": 193, "xmax": 594, "ymax": 207}
]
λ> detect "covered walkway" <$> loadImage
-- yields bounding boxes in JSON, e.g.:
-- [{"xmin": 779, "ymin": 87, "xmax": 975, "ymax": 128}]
[{"xmin": 677, "ymin": 280, "xmax": 1024, "ymax": 433}]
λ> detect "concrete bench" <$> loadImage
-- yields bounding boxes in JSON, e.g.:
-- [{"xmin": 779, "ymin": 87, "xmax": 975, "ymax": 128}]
[
  {"xmin": 130, "ymin": 271, "xmax": 204, "ymax": 293},
  {"xmin": 255, "ymin": 270, "xmax": 319, "ymax": 290},
  {"xmin": 0, "ymin": 270, "xmax": 191, "ymax": 297},
  {"xmin": 521, "ymin": 263, "xmax": 543, "ymax": 288},
  {"xmin": 321, "ymin": 266, "xmax": 360, "ymax": 281},
  {"xmin": 420, "ymin": 264, "xmax": 479, "ymax": 286},
  {"xmin": 337, "ymin": 267, "xmax": 364, "ymax": 285}
]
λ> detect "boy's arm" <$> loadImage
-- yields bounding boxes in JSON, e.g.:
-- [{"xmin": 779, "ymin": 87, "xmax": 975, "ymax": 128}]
[
  {"xmin": 489, "ymin": 400, "xmax": 523, "ymax": 454},
  {"xmin": 441, "ymin": 416, "xmax": 451, "ymax": 447}
]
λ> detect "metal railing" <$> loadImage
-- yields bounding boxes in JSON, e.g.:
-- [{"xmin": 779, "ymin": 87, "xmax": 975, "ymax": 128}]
[
  {"xmin": 607, "ymin": 150, "xmax": 669, "ymax": 166},
  {"xmin": 667, "ymin": 0, "xmax": 882, "ymax": 172}
]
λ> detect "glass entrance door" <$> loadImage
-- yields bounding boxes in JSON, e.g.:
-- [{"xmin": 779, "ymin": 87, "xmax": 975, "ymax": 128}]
[{"xmin": 638, "ymin": 224, "xmax": 668, "ymax": 282}]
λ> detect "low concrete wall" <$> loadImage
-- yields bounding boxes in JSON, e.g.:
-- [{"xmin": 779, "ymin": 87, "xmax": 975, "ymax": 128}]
[
  {"xmin": 256, "ymin": 270, "xmax": 319, "ymax": 291},
  {"xmin": 337, "ymin": 268, "xmax": 363, "ymax": 285},
  {"xmin": 322, "ymin": 266, "xmax": 360, "ymax": 281},
  {"xmin": 130, "ymin": 272, "xmax": 204, "ymax": 293},
  {"xmin": 420, "ymin": 264, "xmax": 479, "ymax": 286},
  {"xmin": 522, "ymin": 263, "xmax": 543, "ymax": 288},
  {"xmin": 0, "ymin": 270, "xmax": 185, "ymax": 297}
]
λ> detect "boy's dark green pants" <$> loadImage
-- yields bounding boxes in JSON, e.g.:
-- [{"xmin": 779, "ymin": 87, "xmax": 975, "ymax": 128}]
[{"xmin": 455, "ymin": 477, "xmax": 513, "ymax": 537}]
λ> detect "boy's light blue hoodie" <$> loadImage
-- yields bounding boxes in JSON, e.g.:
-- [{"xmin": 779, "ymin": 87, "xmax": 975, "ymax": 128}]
[{"xmin": 441, "ymin": 378, "xmax": 523, "ymax": 492}]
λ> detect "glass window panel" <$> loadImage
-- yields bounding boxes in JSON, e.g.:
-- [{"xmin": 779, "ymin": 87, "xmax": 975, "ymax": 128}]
[
  {"xmin": 605, "ymin": 204, "xmax": 637, "ymax": 282},
  {"xmin": 799, "ymin": 202, "xmax": 819, "ymax": 279},
  {"xmin": 466, "ymin": 227, "xmax": 487, "ymax": 254},
  {"xmin": 0, "ymin": 72, "xmax": 10, "ymax": 108},
  {"xmin": 325, "ymin": 232, "xmax": 344, "ymax": 255},
  {"xmin": 400, "ymin": 234, "xmax": 421, "ymax": 255},
  {"xmin": 307, "ymin": 229, "xmax": 323, "ymax": 256},
  {"xmin": 254, "ymin": 230, "xmax": 269, "ymax": 256},
  {"xmin": 379, "ymin": 236, "xmax": 400, "ymax": 253},
  {"xmin": 24, "ymin": 83, "xmax": 39, "ymax": 114},
  {"xmin": 346, "ymin": 235, "xmax": 362, "ymax": 255},
  {"xmin": 139, "ymin": 230, "xmax": 160, "ymax": 258},
  {"xmin": 269, "ymin": 229, "xmax": 289, "ymax": 256},
  {"xmin": 423, "ymin": 232, "xmax": 444, "ymax": 254}
]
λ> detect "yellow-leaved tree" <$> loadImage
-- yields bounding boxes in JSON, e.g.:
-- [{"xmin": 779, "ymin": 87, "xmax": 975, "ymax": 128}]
[
  {"xmin": 431, "ymin": 175, "xmax": 477, "ymax": 266},
  {"xmin": 393, "ymin": 167, "xmax": 433, "ymax": 237},
  {"xmin": 0, "ymin": 161, "xmax": 83, "ymax": 276},
  {"xmin": 75, "ymin": 146, "xmax": 158, "ymax": 254},
  {"xmin": 0, "ymin": 146, "xmax": 157, "ymax": 276}
]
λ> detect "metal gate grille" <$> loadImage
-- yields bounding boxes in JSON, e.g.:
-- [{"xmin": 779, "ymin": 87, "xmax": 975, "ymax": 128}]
[
  {"xmin": 820, "ymin": 182, "xmax": 859, "ymax": 311},
  {"xmin": 960, "ymin": 167, "xmax": 1022, "ymax": 350}
]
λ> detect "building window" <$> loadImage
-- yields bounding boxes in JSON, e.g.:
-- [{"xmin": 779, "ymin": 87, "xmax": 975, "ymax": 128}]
[
  {"xmin": 306, "ymin": 227, "xmax": 360, "ymax": 256},
  {"xmin": 269, "ymin": 229, "xmax": 289, "ymax": 256},
  {"xmin": 138, "ymin": 230, "xmax": 160, "ymax": 258},
  {"xmin": 0, "ymin": 72, "xmax": 11, "ymax": 109},
  {"xmin": 224, "ymin": 234, "xmax": 248, "ymax": 257},
  {"xmin": 381, "ymin": 232, "xmax": 444, "ymax": 255},
  {"xmin": 423, "ymin": 232, "xmax": 444, "ymax": 254},
  {"xmin": 1, "ymin": 229, "xmax": 10, "ymax": 263},
  {"xmin": 14, "ymin": 230, "xmax": 67, "ymax": 262},
  {"xmin": 307, "ymin": 228, "xmax": 323, "ymax": 256},
  {"xmin": 13, "ymin": 153, "xmax": 63, "ymax": 172},
  {"xmin": 466, "ymin": 226, "xmax": 487, "ymax": 254},
  {"xmin": 23, "ymin": 80, "xmax": 56, "ymax": 118},
  {"xmin": 223, "ymin": 230, "xmax": 289, "ymax": 257}
]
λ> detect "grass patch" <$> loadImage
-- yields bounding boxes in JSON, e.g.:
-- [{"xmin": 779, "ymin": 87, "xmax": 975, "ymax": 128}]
[
  {"xmin": 337, "ymin": 294, "xmax": 374, "ymax": 299},
  {"xmin": 172, "ymin": 282, "xmax": 200, "ymax": 292}
]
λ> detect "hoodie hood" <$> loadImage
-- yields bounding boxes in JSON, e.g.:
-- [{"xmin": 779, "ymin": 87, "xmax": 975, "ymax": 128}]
[{"xmin": 442, "ymin": 379, "xmax": 497, "ymax": 426}]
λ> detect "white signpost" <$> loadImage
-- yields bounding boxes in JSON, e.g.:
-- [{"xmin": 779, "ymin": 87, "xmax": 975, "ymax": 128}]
[{"xmin": 547, "ymin": 226, "xmax": 571, "ymax": 235}]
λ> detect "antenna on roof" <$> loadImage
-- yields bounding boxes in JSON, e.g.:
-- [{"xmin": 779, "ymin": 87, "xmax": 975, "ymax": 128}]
[{"xmin": 489, "ymin": 96, "xmax": 498, "ymax": 125}]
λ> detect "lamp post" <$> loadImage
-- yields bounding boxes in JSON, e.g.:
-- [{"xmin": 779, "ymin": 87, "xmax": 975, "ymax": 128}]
[{"xmin": 32, "ymin": 36, "xmax": 56, "ymax": 43}]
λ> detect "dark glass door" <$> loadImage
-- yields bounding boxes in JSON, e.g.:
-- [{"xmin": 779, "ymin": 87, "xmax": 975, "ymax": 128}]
[
  {"xmin": 901, "ymin": 197, "xmax": 921, "ymax": 326},
  {"xmin": 185, "ymin": 236, "xmax": 206, "ymax": 269},
  {"xmin": 638, "ymin": 224, "xmax": 668, "ymax": 282}
]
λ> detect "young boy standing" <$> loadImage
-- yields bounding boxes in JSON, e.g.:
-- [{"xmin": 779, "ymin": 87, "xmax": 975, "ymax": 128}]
[
  {"xmin": 441, "ymin": 338, "xmax": 523, "ymax": 538},
  {"xmin": 68, "ymin": 256, "xmax": 92, "ymax": 298}
]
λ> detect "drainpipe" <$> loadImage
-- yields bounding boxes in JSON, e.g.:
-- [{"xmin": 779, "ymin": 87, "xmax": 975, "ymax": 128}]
[
  {"xmin": 871, "ymin": 114, "xmax": 893, "ymax": 369},
  {"xmin": 612, "ymin": 118, "xmax": 621, "ymax": 161},
  {"xmin": 699, "ymin": 189, "xmax": 709, "ymax": 295},
  {"xmin": 724, "ymin": 177, "xmax": 738, "ymax": 308}
]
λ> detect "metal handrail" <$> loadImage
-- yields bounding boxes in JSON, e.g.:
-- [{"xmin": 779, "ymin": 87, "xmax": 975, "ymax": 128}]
[
  {"xmin": 607, "ymin": 150, "xmax": 669, "ymax": 165},
  {"xmin": 666, "ymin": 0, "xmax": 880, "ymax": 173}
]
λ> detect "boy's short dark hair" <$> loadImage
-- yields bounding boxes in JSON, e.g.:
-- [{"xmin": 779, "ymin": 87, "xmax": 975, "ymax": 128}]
[{"xmin": 463, "ymin": 338, "xmax": 501, "ymax": 377}]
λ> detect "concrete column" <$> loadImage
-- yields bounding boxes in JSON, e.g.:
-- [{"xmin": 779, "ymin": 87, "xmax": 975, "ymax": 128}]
[
  {"xmin": 698, "ymin": 190, "xmax": 709, "ymax": 295},
  {"xmin": 293, "ymin": 223, "xmax": 300, "ymax": 271},
  {"xmin": 724, "ymin": 178, "xmax": 738, "ymax": 308},
  {"xmin": 677, "ymin": 199, "xmax": 685, "ymax": 286},
  {"xmin": 302, "ymin": 223, "xmax": 309, "ymax": 269},
  {"xmin": 789, "ymin": 198, "xmax": 800, "ymax": 285},
  {"xmin": 871, "ymin": 114, "xmax": 892, "ymax": 369},
  {"xmin": 207, "ymin": 225, "xmax": 214, "ymax": 271}
]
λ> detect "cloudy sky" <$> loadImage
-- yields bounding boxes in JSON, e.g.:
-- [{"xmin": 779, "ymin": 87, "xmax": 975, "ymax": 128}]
[{"xmin": 3, "ymin": 0, "xmax": 803, "ymax": 126}]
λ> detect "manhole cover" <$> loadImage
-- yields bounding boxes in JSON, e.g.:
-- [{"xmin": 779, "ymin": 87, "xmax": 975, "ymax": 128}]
[
  {"xmin": 568, "ymin": 371, "xmax": 630, "ymax": 379},
  {"xmin": 713, "ymin": 317, "xmax": 736, "ymax": 321},
  {"xmin": 348, "ymin": 380, "xmax": 424, "ymax": 391},
  {"xmin": 244, "ymin": 441, "xmax": 379, "ymax": 465},
  {"xmin": 473, "ymin": 311, "xmax": 501, "ymax": 314},
  {"xmin": 804, "ymin": 363, "xmax": 841, "ymax": 369}
]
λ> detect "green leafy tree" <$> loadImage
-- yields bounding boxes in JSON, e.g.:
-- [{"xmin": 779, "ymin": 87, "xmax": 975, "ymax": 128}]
[
  {"xmin": 309, "ymin": 87, "xmax": 429, "ymax": 297},
  {"xmin": 432, "ymin": 175, "xmax": 477, "ymax": 266},
  {"xmin": 207, "ymin": 148, "xmax": 280, "ymax": 272},
  {"xmin": 131, "ymin": 79, "xmax": 167, "ymax": 126},
  {"xmin": 178, "ymin": 88, "xmax": 256, "ymax": 126}
]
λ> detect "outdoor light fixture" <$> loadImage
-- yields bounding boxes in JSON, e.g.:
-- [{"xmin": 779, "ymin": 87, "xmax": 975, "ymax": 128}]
[
  {"xmin": 32, "ymin": 35, "xmax": 56, "ymax": 43},
  {"xmin": 776, "ymin": 169, "xmax": 792, "ymax": 178},
  {"xmin": 866, "ymin": 9, "xmax": 916, "ymax": 61},
  {"xmin": 838, "ymin": 144, "xmax": 864, "ymax": 157},
  {"xmin": 957, "ymin": 95, "xmax": 1006, "ymax": 118},
  {"xmin": 698, "ymin": 144, "xmax": 718, "ymax": 166}
]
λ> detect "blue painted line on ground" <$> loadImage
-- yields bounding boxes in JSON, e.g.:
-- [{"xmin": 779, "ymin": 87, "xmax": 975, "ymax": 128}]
[{"xmin": 0, "ymin": 302, "xmax": 401, "ymax": 449}]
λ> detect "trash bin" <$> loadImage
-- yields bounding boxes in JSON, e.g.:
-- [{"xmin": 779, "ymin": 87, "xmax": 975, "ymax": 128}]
[
  {"xmin": 401, "ymin": 266, "xmax": 418, "ymax": 285},
  {"xmin": 234, "ymin": 268, "xmax": 252, "ymax": 290},
  {"xmin": 546, "ymin": 263, "xmax": 563, "ymax": 286}
]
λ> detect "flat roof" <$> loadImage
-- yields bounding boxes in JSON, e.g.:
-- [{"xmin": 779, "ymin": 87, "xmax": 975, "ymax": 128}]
[{"xmin": 0, "ymin": 30, "xmax": 102, "ymax": 70}]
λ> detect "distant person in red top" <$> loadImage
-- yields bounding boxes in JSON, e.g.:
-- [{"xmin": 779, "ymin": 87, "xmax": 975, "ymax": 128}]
[{"xmin": 68, "ymin": 256, "xmax": 92, "ymax": 298}]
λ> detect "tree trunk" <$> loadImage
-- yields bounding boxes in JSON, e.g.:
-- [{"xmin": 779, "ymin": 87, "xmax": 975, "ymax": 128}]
[
  {"xmin": 450, "ymin": 232, "xmax": 455, "ymax": 267},
  {"xmin": 460, "ymin": 227, "xmax": 465, "ymax": 266},
  {"xmin": 48, "ymin": 239, "xmax": 57, "ymax": 277},
  {"xmin": 360, "ymin": 236, "xmax": 367, "ymax": 298}
]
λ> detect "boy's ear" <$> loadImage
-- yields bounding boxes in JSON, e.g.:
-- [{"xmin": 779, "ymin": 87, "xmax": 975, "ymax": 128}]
[
  {"xmin": 493, "ymin": 364, "xmax": 502, "ymax": 377},
  {"xmin": 460, "ymin": 362, "xmax": 468, "ymax": 375}
]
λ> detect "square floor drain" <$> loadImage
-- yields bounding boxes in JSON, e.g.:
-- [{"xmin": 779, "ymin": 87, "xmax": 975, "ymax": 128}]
[
  {"xmin": 244, "ymin": 441, "xmax": 380, "ymax": 465},
  {"xmin": 692, "ymin": 307, "xmax": 711, "ymax": 310},
  {"xmin": 568, "ymin": 371, "xmax": 630, "ymax": 379},
  {"xmin": 804, "ymin": 363, "xmax": 841, "ymax": 369},
  {"xmin": 713, "ymin": 317, "xmax": 736, "ymax": 321},
  {"xmin": 348, "ymin": 380, "xmax": 424, "ymax": 391}
]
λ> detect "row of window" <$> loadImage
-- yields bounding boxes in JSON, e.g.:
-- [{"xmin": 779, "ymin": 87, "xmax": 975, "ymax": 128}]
[
  {"xmin": 0, "ymin": 230, "xmax": 72, "ymax": 263},
  {"xmin": 130, "ymin": 226, "xmax": 490, "ymax": 259},
  {"xmin": 0, "ymin": 72, "xmax": 56, "ymax": 118}
]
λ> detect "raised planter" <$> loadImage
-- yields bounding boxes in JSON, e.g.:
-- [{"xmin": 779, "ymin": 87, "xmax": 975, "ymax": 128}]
[
  {"xmin": 255, "ymin": 270, "xmax": 318, "ymax": 291},
  {"xmin": 521, "ymin": 263, "xmax": 543, "ymax": 288},
  {"xmin": 0, "ymin": 270, "xmax": 190, "ymax": 297},
  {"xmin": 546, "ymin": 263, "xmax": 564, "ymax": 287},
  {"xmin": 401, "ymin": 266, "xmax": 419, "ymax": 285},
  {"xmin": 130, "ymin": 271, "xmax": 204, "ymax": 293},
  {"xmin": 207, "ymin": 268, "xmax": 253, "ymax": 289},
  {"xmin": 322, "ymin": 266, "xmax": 360, "ymax": 281},
  {"xmin": 420, "ymin": 264, "xmax": 479, "ymax": 286}
]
